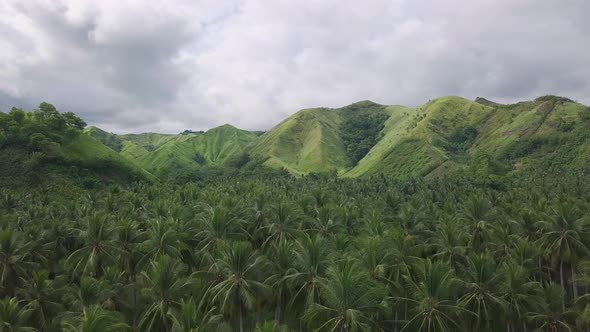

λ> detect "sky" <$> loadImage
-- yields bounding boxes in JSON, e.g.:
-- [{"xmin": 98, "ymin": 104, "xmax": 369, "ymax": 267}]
[{"xmin": 0, "ymin": 0, "xmax": 589, "ymax": 134}]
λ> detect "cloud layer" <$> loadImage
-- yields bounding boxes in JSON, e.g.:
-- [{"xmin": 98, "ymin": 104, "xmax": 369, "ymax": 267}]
[{"xmin": 1, "ymin": 0, "xmax": 589, "ymax": 133}]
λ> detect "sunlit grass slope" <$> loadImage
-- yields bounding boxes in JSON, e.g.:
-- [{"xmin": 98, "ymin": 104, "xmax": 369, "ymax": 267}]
[
  {"xmin": 110, "ymin": 125, "xmax": 257, "ymax": 175},
  {"xmin": 250, "ymin": 108, "xmax": 348, "ymax": 174},
  {"xmin": 87, "ymin": 95, "xmax": 590, "ymax": 180},
  {"xmin": 0, "ymin": 133, "xmax": 154, "ymax": 197},
  {"xmin": 249, "ymin": 101, "xmax": 391, "ymax": 174},
  {"xmin": 253, "ymin": 95, "xmax": 590, "ymax": 179},
  {"xmin": 345, "ymin": 96, "xmax": 492, "ymax": 177}
]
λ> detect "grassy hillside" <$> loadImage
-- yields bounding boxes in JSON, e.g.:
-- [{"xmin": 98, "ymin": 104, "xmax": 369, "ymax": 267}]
[
  {"xmin": 1, "ymin": 106, "xmax": 153, "ymax": 196},
  {"xmin": 88, "ymin": 125, "xmax": 258, "ymax": 176},
  {"xmin": 15, "ymin": 96, "xmax": 589, "ymax": 184},
  {"xmin": 346, "ymin": 96, "xmax": 492, "ymax": 178},
  {"xmin": 249, "ymin": 101, "xmax": 390, "ymax": 174},
  {"xmin": 250, "ymin": 95, "xmax": 590, "ymax": 179}
]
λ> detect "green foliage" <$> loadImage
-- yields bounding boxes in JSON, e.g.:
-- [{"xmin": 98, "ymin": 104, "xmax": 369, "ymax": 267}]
[
  {"xmin": 0, "ymin": 161, "xmax": 588, "ymax": 331},
  {"xmin": 2, "ymin": 95, "xmax": 590, "ymax": 331},
  {"xmin": 193, "ymin": 153, "xmax": 207, "ymax": 166},
  {"xmin": 224, "ymin": 152, "xmax": 250, "ymax": 168},
  {"xmin": 0, "ymin": 103, "xmax": 85, "ymax": 152},
  {"xmin": 340, "ymin": 101, "xmax": 389, "ymax": 165},
  {"xmin": 447, "ymin": 125, "xmax": 478, "ymax": 153},
  {"xmin": 115, "ymin": 124, "xmax": 257, "ymax": 176},
  {"xmin": 85, "ymin": 127, "xmax": 124, "ymax": 152}
]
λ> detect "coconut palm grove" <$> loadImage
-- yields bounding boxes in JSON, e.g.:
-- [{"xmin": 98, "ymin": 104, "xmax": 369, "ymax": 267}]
[{"xmin": 2, "ymin": 96, "xmax": 590, "ymax": 331}]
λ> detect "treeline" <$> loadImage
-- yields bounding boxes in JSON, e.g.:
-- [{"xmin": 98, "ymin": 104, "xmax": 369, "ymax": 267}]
[
  {"xmin": 1, "ymin": 170, "xmax": 590, "ymax": 331},
  {"xmin": 340, "ymin": 102, "xmax": 389, "ymax": 165},
  {"xmin": 0, "ymin": 103, "xmax": 86, "ymax": 152}
]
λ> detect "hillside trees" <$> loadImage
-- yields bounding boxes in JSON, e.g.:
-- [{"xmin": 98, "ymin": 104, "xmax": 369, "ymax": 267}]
[
  {"xmin": 0, "ymin": 103, "xmax": 86, "ymax": 151},
  {"xmin": 340, "ymin": 102, "xmax": 389, "ymax": 165},
  {"xmin": 0, "ymin": 166, "xmax": 590, "ymax": 331}
]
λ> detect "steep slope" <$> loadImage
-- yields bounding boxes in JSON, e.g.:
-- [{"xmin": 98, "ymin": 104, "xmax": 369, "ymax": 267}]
[
  {"xmin": 74, "ymin": 95, "xmax": 590, "ymax": 180},
  {"xmin": 471, "ymin": 96, "xmax": 590, "ymax": 172},
  {"xmin": 345, "ymin": 96, "xmax": 492, "ymax": 177},
  {"xmin": 0, "ymin": 134, "xmax": 153, "ymax": 195},
  {"xmin": 89, "ymin": 125, "xmax": 258, "ymax": 176},
  {"xmin": 249, "ymin": 101, "xmax": 390, "ymax": 174}
]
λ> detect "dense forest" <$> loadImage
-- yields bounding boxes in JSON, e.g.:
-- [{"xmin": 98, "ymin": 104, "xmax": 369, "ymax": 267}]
[{"xmin": 2, "ymin": 103, "xmax": 590, "ymax": 331}]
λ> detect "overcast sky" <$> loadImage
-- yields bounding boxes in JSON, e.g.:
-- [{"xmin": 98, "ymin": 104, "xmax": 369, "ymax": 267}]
[{"xmin": 1, "ymin": 0, "xmax": 589, "ymax": 133}]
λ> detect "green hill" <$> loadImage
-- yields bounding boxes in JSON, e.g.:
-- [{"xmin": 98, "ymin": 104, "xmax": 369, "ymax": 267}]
[
  {"xmin": 88, "ymin": 124, "xmax": 258, "ymax": 176},
  {"xmin": 249, "ymin": 101, "xmax": 390, "ymax": 174},
  {"xmin": 5, "ymin": 96, "xmax": 589, "ymax": 185},
  {"xmin": 250, "ymin": 95, "xmax": 590, "ymax": 178},
  {"xmin": 0, "ymin": 104, "xmax": 153, "ymax": 196}
]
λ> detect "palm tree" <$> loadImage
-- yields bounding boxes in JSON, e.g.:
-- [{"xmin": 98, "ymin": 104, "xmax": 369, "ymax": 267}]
[
  {"xmin": 311, "ymin": 206, "xmax": 344, "ymax": 239},
  {"xmin": 355, "ymin": 236, "xmax": 391, "ymax": 282},
  {"xmin": 0, "ymin": 229, "xmax": 33, "ymax": 297},
  {"xmin": 527, "ymin": 283, "xmax": 576, "ymax": 332},
  {"xmin": 428, "ymin": 217, "xmax": 467, "ymax": 271},
  {"xmin": 285, "ymin": 234, "xmax": 330, "ymax": 317},
  {"xmin": 0, "ymin": 297, "xmax": 35, "ymax": 332},
  {"xmin": 169, "ymin": 297, "xmax": 221, "ymax": 332},
  {"xmin": 140, "ymin": 219, "xmax": 183, "ymax": 267},
  {"xmin": 537, "ymin": 201, "xmax": 589, "ymax": 308},
  {"xmin": 463, "ymin": 196, "xmax": 493, "ymax": 253},
  {"xmin": 458, "ymin": 254, "xmax": 507, "ymax": 331},
  {"xmin": 261, "ymin": 201, "xmax": 300, "ymax": 248},
  {"xmin": 17, "ymin": 271, "xmax": 62, "ymax": 330},
  {"xmin": 196, "ymin": 205, "xmax": 243, "ymax": 253},
  {"xmin": 399, "ymin": 259, "xmax": 467, "ymax": 332},
  {"xmin": 303, "ymin": 261, "xmax": 384, "ymax": 331},
  {"xmin": 114, "ymin": 220, "xmax": 144, "ymax": 329},
  {"xmin": 139, "ymin": 255, "xmax": 193, "ymax": 332},
  {"xmin": 66, "ymin": 213, "xmax": 118, "ymax": 277},
  {"xmin": 253, "ymin": 321, "xmax": 289, "ymax": 332},
  {"xmin": 207, "ymin": 241, "xmax": 269, "ymax": 332},
  {"xmin": 62, "ymin": 305, "xmax": 128, "ymax": 332},
  {"xmin": 264, "ymin": 240, "xmax": 294, "ymax": 324},
  {"xmin": 499, "ymin": 263, "xmax": 541, "ymax": 332}
]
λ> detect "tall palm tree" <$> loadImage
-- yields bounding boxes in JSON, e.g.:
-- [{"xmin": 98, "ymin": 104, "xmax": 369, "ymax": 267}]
[
  {"xmin": 355, "ymin": 236, "xmax": 391, "ymax": 282},
  {"xmin": 114, "ymin": 220, "xmax": 144, "ymax": 329},
  {"xmin": 0, "ymin": 229, "xmax": 33, "ymax": 297},
  {"xmin": 458, "ymin": 254, "xmax": 507, "ymax": 331},
  {"xmin": 62, "ymin": 305, "xmax": 128, "ymax": 332},
  {"xmin": 170, "ymin": 297, "xmax": 221, "ymax": 332},
  {"xmin": 17, "ymin": 271, "xmax": 62, "ymax": 330},
  {"xmin": 311, "ymin": 206, "xmax": 344, "ymax": 239},
  {"xmin": 537, "ymin": 201, "xmax": 589, "ymax": 308},
  {"xmin": 285, "ymin": 234, "xmax": 330, "ymax": 317},
  {"xmin": 527, "ymin": 283, "xmax": 576, "ymax": 332},
  {"xmin": 66, "ymin": 213, "xmax": 118, "ymax": 277},
  {"xmin": 0, "ymin": 297, "xmax": 35, "ymax": 332},
  {"xmin": 261, "ymin": 201, "xmax": 300, "ymax": 248},
  {"xmin": 463, "ymin": 196, "xmax": 493, "ymax": 253},
  {"xmin": 196, "ymin": 205, "xmax": 243, "ymax": 253},
  {"xmin": 428, "ymin": 217, "xmax": 467, "ymax": 271},
  {"xmin": 399, "ymin": 259, "xmax": 467, "ymax": 332},
  {"xmin": 253, "ymin": 321, "xmax": 289, "ymax": 332},
  {"xmin": 140, "ymin": 219, "xmax": 183, "ymax": 267},
  {"xmin": 499, "ymin": 263, "xmax": 541, "ymax": 332},
  {"xmin": 207, "ymin": 241, "xmax": 269, "ymax": 332},
  {"xmin": 139, "ymin": 255, "xmax": 193, "ymax": 332},
  {"xmin": 264, "ymin": 240, "xmax": 294, "ymax": 324},
  {"xmin": 304, "ymin": 261, "xmax": 384, "ymax": 332}
]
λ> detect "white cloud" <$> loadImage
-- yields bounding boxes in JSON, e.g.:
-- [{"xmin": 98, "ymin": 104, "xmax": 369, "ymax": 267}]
[{"xmin": 0, "ymin": 0, "xmax": 589, "ymax": 133}]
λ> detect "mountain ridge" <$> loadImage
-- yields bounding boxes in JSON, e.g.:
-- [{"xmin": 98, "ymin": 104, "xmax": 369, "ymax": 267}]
[{"xmin": 78, "ymin": 95, "xmax": 590, "ymax": 180}]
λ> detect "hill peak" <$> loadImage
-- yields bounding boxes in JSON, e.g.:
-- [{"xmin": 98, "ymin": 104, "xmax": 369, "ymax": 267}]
[
  {"xmin": 474, "ymin": 97, "xmax": 501, "ymax": 106},
  {"xmin": 207, "ymin": 123, "xmax": 241, "ymax": 133},
  {"xmin": 346, "ymin": 100, "xmax": 382, "ymax": 108}
]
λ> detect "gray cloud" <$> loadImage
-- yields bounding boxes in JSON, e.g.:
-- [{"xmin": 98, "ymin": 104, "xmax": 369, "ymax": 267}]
[{"xmin": 1, "ymin": 0, "xmax": 589, "ymax": 133}]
